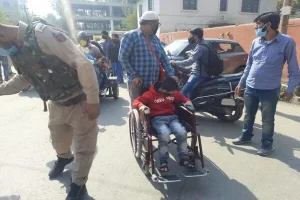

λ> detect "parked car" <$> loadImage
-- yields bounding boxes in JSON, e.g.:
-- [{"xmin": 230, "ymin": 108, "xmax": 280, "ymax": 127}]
[{"xmin": 164, "ymin": 38, "xmax": 248, "ymax": 74}]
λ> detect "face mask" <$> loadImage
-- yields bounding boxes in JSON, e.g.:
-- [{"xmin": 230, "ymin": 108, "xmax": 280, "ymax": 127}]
[
  {"xmin": 151, "ymin": 24, "xmax": 159, "ymax": 35},
  {"xmin": 255, "ymin": 24, "xmax": 267, "ymax": 37},
  {"xmin": 79, "ymin": 40, "xmax": 88, "ymax": 47},
  {"xmin": 188, "ymin": 37, "xmax": 195, "ymax": 44},
  {"xmin": 0, "ymin": 45, "xmax": 18, "ymax": 56}
]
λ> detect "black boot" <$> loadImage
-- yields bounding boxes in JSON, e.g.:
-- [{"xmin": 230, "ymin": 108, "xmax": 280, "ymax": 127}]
[
  {"xmin": 66, "ymin": 183, "xmax": 87, "ymax": 200},
  {"xmin": 48, "ymin": 156, "xmax": 74, "ymax": 179}
]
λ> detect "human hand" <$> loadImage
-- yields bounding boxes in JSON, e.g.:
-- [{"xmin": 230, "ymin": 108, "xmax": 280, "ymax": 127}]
[
  {"xmin": 170, "ymin": 60, "xmax": 175, "ymax": 65},
  {"xmin": 85, "ymin": 103, "xmax": 100, "ymax": 121},
  {"xmin": 282, "ymin": 91, "xmax": 294, "ymax": 102},
  {"xmin": 132, "ymin": 77, "xmax": 142, "ymax": 87},
  {"xmin": 171, "ymin": 76, "xmax": 179, "ymax": 82},
  {"xmin": 184, "ymin": 101, "xmax": 193, "ymax": 107},
  {"xmin": 235, "ymin": 85, "xmax": 243, "ymax": 96}
]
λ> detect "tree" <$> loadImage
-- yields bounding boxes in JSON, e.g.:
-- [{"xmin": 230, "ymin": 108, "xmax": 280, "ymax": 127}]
[
  {"xmin": 122, "ymin": 5, "xmax": 137, "ymax": 30},
  {"xmin": 0, "ymin": 9, "xmax": 7, "ymax": 23},
  {"xmin": 51, "ymin": 0, "xmax": 69, "ymax": 32},
  {"xmin": 277, "ymin": 0, "xmax": 300, "ymax": 16}
]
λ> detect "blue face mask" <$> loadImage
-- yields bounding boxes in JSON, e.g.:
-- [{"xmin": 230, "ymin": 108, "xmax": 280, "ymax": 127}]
[
  {"xmin": 255, "ymin": 24, "xmax": 267, "ymax": 37},
  {"xmin": 0, "ymin": 45, "xmax": 18, "ymax": 56}
]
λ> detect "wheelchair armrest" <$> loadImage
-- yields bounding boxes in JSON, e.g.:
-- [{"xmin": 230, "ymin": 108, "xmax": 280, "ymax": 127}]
[{"xmin": 178, "ymin": 104, "xmax": 195, "ymax": 113}]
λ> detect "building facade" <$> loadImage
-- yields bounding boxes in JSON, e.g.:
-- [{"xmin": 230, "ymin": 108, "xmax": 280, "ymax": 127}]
[
  {"xmin": 70, "ymin": 0, "xmax": 134, "ymax": 35},
  {"xmin": 137, "ymin": 0, "xmax": 277, "ymax": 34},
  {"xmin": 0, "ymin": 0, "xmax": 26, "ymax": 24}
]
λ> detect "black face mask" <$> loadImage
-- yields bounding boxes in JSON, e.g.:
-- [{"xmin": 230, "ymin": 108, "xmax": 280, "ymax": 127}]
[
  {"xmin": 151, "ymin": 24, "xmax": 159, "ymax": 35},
  {"xmin": 188, "ymin": 36, "xmax": 195, "ymax": 44}
]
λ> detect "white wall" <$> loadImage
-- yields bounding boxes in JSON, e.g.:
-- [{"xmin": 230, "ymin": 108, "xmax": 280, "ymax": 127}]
[
  {"xmin": 225, "ymin": 0, "xmax": 277, "ymax": 25},
  {"xmin": 159, "ymin": 0, "xmax": 220, "ymax": 33},
  {"xmin": 157, "ymin": 0, "xmax": 277, "ymax": 33}
]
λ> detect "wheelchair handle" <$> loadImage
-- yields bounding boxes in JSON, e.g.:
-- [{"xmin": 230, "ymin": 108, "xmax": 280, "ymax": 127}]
[
  {"xmin": 144, "ymin": 107, "xmax": 150, "ymax": 115},
  {"xmin": 185, "ymin": 105, "xmax": 195, "ymax": 112}
]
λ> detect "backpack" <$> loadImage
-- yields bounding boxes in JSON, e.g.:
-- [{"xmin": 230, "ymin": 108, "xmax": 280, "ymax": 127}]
[{"xmin": 199, "ymin": 43, "xmax": 224, "ymax": 77}]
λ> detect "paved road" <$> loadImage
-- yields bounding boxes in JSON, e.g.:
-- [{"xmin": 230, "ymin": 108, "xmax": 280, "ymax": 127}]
[{"xmin": 0, "ymin": 85, "xmax": 300, "ymax": 200}]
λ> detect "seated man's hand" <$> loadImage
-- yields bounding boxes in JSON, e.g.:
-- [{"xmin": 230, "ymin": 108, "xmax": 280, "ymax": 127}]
[
  {"xmin": 184, "ymin": 101, "xmax": 193, "ymax": 107},
  {"xmin": 139, "ymin": 105, "xmax": 150, "ymax": 113},
  {"xmin": 171, "ymin": 76, "xmax": 179, "ymax": 82},
  {"xmin": 170, "ymin": 60, "xmax": 175, "ymax": 65}
]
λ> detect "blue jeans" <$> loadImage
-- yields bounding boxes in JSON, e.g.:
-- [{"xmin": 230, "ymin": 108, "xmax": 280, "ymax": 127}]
[
  {"xmin": 151, "ymin": 115, "xmax": 189, "ymax": 164},
  {"xmin": 112, "ymin": 62, "xmax": 124, "ymax": 83},
  {"xmin": 0, "ymin": 57, "xmax": 9, "ymax": 81},
  {"xmin": 241, "ymin": 87, "xmax": 280, "ymax": 148},
  {"xmin": 181, "ymin": 74, "xmax": 208, "ymax": 98}
]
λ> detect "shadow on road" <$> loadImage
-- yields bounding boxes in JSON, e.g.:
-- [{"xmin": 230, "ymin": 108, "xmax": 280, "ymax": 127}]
[
  {"xmin": 276, "ymin": 111, "xmax": 300, "ymax": 123},
  {"xmin": 18, "ymin": 88, "xmax": 39, "ymax": 98},
  {"xmin": 97, "ymin": 97, "xmax": 129, "ymax": 127},
  {"xmin": 195, "ymin": 113, "xmax": 300, "ymax": 172},
  {"xmin": 137, "ymin": 155, "xmax": 257, "ymax": 200},
  {"xmin": 46, "ymin": 160, "xmax": 95, "ymax": 200}
]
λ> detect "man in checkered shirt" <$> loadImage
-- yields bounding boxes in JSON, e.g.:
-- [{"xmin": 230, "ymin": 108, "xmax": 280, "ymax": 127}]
[{"xmin": 119, "ymin": 11, "xmax": 176, "ymax": 107}]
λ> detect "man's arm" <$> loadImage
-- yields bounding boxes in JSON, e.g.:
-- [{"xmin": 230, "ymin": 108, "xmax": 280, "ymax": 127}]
[
  {"xmin": 174, "ymin": 91, "xmax": 190, "ymax": 104},
  {"xmin": 0, "ymin": 74, "xmax": 30, "ymax": 96},
  {"xmin": 285, "ymin": 38, "xmax": 300, "ymax": 93},
  {"xmin": 174, "ymin": 45, "xmax": 204, "ymax": 67},
  {"xmin": 132, "ymin": 91, "xmax": 151, "ymax": 110},
  {"xmin": 119, "ymin": 33, "xmax": 139, "ymax": 79},
  {"xmin": 35, "ymin": 25, "xmax": 99, "ymax": 104},
  {"xmin": 91, "ymin": 44, "xmax": 103, "ymax": 60},
  {"xmin": 238, "ymin": 41, "xmax": 254, "ymax": 87},
  {"xmin": 157, "ymin": 38, "xmax": 174, "ymax": 76}
]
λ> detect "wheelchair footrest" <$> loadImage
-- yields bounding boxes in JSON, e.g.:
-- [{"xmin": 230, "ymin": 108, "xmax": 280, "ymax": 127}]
[
  {"xmin": 181, "ymin": 168, "xmax": 209, "ymax": 178},
  {"xmin": 155, "ymin": 175, "xmax": 181, "ymax": 183}
]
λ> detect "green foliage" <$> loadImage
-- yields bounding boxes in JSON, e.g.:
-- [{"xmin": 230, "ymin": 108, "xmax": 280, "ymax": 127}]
[
  {"xmin": 51, "ymin": 0, "xmax": 69, "ymax": 32},
  {"xmin": 122, "ymin": 13, "xmax": 137, "ymax": 30},
  {"xmin": 121, "ymin": 5, "xmax": 137, "ymax": 30},
  {"xmin": 277, "ymin": 0, "xmax": 300, "ymax": 15},
  {"xmin": 0, "ymin": 9, "xmax": 7, "ymax": 23}
]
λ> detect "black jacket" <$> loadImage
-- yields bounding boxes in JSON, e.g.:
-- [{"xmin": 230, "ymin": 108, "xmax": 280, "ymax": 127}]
[{"xmin": 108, "ymin": 40, "xmax": 121, "ymax": 62}]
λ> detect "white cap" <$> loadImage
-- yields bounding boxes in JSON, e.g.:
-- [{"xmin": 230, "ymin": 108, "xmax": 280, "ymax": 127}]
[{"xmin": 140, "ymin": 11, "xmax": 159, "ymax": 21}]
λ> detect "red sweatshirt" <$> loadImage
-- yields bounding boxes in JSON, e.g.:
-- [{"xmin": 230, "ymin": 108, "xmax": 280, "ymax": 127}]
[{"xmin": 133, "ymin": 82, "xmax": 190, "ymax": 118}]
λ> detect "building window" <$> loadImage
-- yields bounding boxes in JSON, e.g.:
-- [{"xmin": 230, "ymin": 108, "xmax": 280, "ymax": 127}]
[
  {"xmin": 241, "ymin": 0, "xmax": 260, "ymax": 13},
  {"xmin": 3, "ymin": 0, "xmax": 9, "ymax": 7},
  {"xmin": 220, "ymin": 0, "xmax": 227, "ymax": 12},
  {"xmin": 148, "ymin": 0, "xmax": 153, "ymax": 11},
  {"xmin": 183, "ymin": 0, "xmax": 197, "ymax": 10}
]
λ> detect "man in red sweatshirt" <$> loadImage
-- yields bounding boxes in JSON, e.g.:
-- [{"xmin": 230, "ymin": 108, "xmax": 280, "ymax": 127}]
[{"xmin": 133, "ymin": 77, "xmax": 194, "ymax": 172}]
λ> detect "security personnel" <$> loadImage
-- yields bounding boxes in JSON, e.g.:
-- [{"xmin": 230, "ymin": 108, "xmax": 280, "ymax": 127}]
[{"xmin": 0, "ymin": 20, "xmax": 100, "ymax": 200}]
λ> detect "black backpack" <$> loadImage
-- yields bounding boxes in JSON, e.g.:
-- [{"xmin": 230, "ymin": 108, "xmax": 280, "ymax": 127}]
[{"xmin": 198, "ymin": 43, "xmax": 224, "ymax": 77}]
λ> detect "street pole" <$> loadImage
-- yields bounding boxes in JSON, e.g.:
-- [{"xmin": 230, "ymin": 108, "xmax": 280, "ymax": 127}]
[
  {"xmin": 20, "ymin": 5, "xmax": 30, "ymax": 24},
  {"xmin": 280, "ymin": 0, "xmax": 292, "ymax": 34}
]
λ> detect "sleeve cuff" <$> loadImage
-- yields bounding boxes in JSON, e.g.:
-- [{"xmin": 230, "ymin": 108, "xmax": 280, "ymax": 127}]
[
  {"xmin": 286, "ymin": 86, "xmax": 295, "ymax": 94},
  {"xmin": 86, "ymin": 94, "xmax": 100, "ymax": 104}
]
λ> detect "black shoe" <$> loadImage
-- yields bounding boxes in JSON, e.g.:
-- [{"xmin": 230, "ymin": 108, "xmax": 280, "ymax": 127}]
[
  {"xmin": 66, "ymin": 183, "xmax": 87, "ymax": 200},
  {"xmin": 232, "ymin": 136, "xmax": 252, "ymax": 145},
  {"xmin": 48, "ymin": 156, "xmax": 74, "ymax": 179}
]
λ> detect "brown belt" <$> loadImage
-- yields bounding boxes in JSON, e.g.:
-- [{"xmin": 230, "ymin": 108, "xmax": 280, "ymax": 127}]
[{"xmin": 56, "ymin": 93, "xmax": 86, "ymax": 107}]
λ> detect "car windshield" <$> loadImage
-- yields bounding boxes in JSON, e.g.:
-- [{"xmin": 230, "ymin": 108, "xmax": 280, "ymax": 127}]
[{"xmin": 164, "ymin": 40, "xmax": 189, "ymax": 56}]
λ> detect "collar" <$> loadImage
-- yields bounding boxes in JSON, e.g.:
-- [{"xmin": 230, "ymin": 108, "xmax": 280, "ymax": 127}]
[
  {"xmin": 17, "ymin": 21, "xmax": 29, "ymax": 42},
  {"xmin": 259, "ymin": 32, "xmax": 283, "ymax": 43}
]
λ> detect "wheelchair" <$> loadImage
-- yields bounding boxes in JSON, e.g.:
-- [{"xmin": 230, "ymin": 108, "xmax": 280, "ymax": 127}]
[{"xmin": 129, "ymin": 104, "xmax": 209, "ymax": 183}]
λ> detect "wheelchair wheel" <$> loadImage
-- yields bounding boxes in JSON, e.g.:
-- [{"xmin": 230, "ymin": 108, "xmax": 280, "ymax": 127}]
[
  {"xmin": 112, "ymin": 85, "xmax": 119, "ymax": 100},
  {"xmin": 129, "ymin": 109, "xmax": 142, "ymax": 158},
  {"xmin": 142, "ymin": 161, "xmax": 150, "ymax": 176}
]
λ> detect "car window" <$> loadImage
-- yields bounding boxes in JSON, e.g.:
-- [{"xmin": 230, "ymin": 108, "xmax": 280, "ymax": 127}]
[
  {"xmin": 216, "ymin": 43, "xmax": 234, "ymax": 53},
  {"xmin": 231, "ymin": 44, "xmax": 245, "ymax": 53},
  {"xmin": 164, "ymin": 40, "xmax": 189, "ymax": 56}
]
